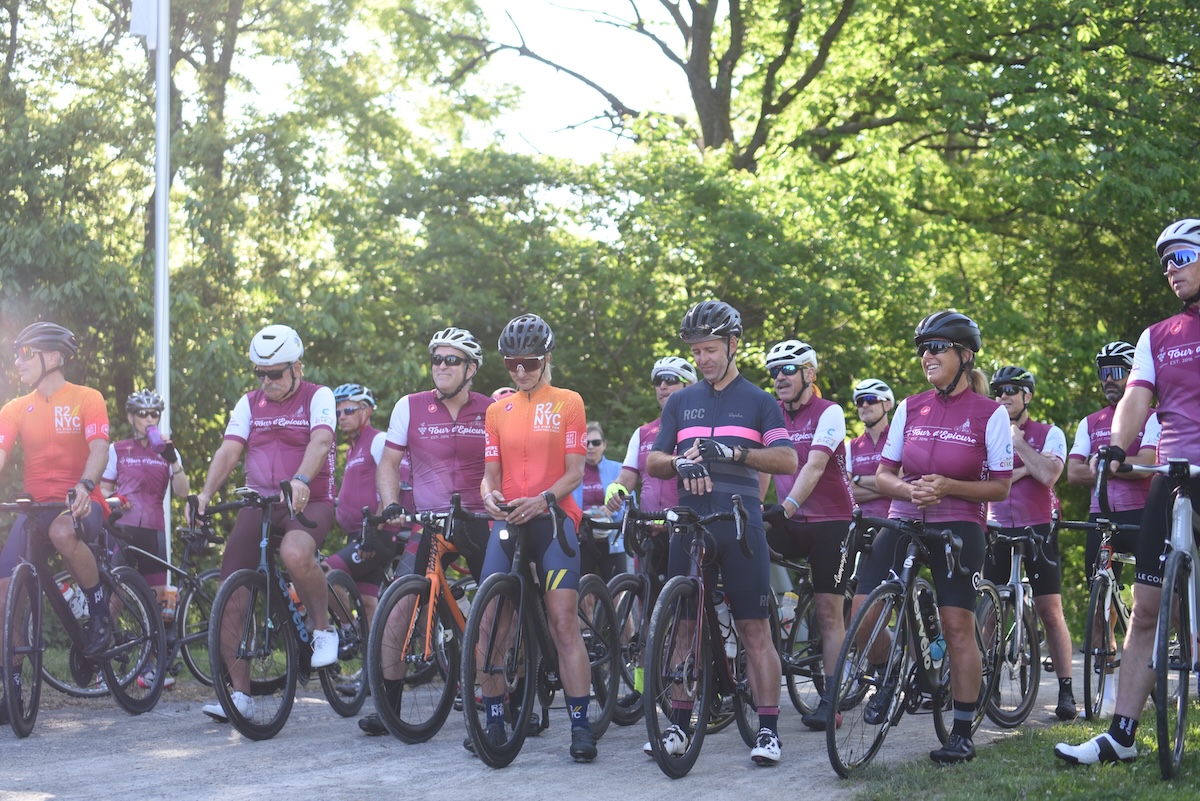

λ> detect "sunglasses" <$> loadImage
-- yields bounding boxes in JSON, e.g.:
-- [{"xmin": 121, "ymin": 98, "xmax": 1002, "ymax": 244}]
[
  {"xmin": 1162, "ymin": 248, "xmax": 1199, "ymax": 274},
  {"xmin": 917, "ymin": 340, "xmax": 955, "ymax": 356},
  {"xmin": 134, "ymin": 409, "xmax": 161, "ymax": 419},
  {"xmin": 430, "ymin": 354, "xmax": 466, "ymax": 367},
  {"xmin": 1098, "ymin": 366, "xmax": 1128, "ymax": 382},
  {"xmin": 855, "ymin": 395, "xmax": 881, "ymax": 407},
  {"xmin": 503, "ymin": 355, "xmax": 545, "ymax": 373},
  {"xmin": 652, "ymin": 374, "xmax": 683, "ymax": 387},
  {"xmin": 768, "ymin": 364, "xmax": 801, "ymax": 379},
  {"xmin": 585, "ymin": 438, "xmax": 604, "ymax": 447},
  {"xmin": 15, "ymin": 346, "xmax": 41, "ymax": 362},
  {"xmin": 994, "ymin": 385, "xmax": 1024, "ymax": 397},
  {"xmin": 337, "ymin": 406, "xmax": 365, "ymax": 417},
  {"xmin": 253, "ymin": 363, "xmax": 292, "ymax": 381}
]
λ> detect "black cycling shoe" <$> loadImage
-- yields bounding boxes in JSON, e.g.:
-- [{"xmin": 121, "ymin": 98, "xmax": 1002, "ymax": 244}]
[
  {"xmin": 570, "ymin": 726, "xmax": 598, "ymax": 762},
  {"xmin": 526, "ymin": 711, "xmax": 543, "ymax": 736},
  {"xmin": 863, "ymin": 669, "xmax": 899, "ymax": 726},
  {"xmin": 1055, "ymin": 688, "xmax": 1078, "ymax": 721},
  {"xmin": 81, "ymin": 615, "xmax": 113, "ymax": 657},
  {"xmin": 464, "ymin": 723, "xmax": 508, "ymax": 755},
  {"xmin": 930, "ymin": 733, "xmax": 975, "ymax": 764},
  {"xmin": 801, "ymin": 695, "xmax": 834, "ymax": 731},
  {"xmin": 358, "ymin": 713, "xmax": 388, "ymax": 736}
]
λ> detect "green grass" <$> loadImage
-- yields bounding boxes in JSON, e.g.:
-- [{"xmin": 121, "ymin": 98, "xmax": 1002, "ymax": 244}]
[{"xmin": 850, "ymin": 708, "xmax": 1200, "ymax": 801}]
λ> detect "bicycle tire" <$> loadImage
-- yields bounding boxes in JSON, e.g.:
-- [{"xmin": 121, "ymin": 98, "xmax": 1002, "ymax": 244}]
[
  {"xmin": 1156, "ymin": 549, "xmax": 1191, "ymax": 780},
  {"xmin": 40, "ymin": 571, "xmax": 107, "ymax": 698},
  {"xmin": 209, "ymin": 569, "xmax": 298, "ymax": 740},
  {"xmin": 178, "ymin": 568, "xmax": 220, "ymax": 686},
  {"xmin": 827, "ymin": 581, "xmax": 907, "ymax": 778},
  {"xmin": 577, "ymin": 573, "xmax": 619, "ymax": 738},
  {"xmin": 320, "ymin": 568, "xmax": 368, "ymax": 716},
  {"xmin": 729, "ymin": 592, "xmax": 779, "ymax": 747},
  {"xmin": 461, "ymin": 572, "xmax": 536, "ymax": 768},
  {"xmin": 980, "ymin": 583, "xmax": 1038, "ymax": 727},
  {"xmin": 606, "ymin": 572, "xmax": 648, "ymax": 726},
  {"xmin": 368, "ymin": 574, "xmax": 459, "ymax": 742},
  {"xmin": 643, "ymin": 575, "xmax": 711, "ymax": 779},
  {"xmin": 1082, "ymin": 572, "xmax": 1123, "ymax": 721},
  {"xmin": 784, "ymin": 585, "xmax": 823, "ymax": 716},
  {"xmin": 102, "ymin": 566, "xmax": 167, "ymax": 714},
  {"xmin": 4, "ymin": 562, "xmax": 43, "ymax": 737},
  {"xmin": 929, "ymin": 579, "xmax": 1000, "ymax": 742}
]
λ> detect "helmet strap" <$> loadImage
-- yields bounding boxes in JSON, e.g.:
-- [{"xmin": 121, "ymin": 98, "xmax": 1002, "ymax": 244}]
[
  {"xmin": 436, "ymin": 364, "xmax": 475, "ymax": 402},
  {"xmin": 710, "ymin": 338, "xmax": 736, "ymax": 385},
  {"xmin": 30, "ymin": 352, "xmax": 65, "ymax": 391},
  {"xmin": 1182, "ymin": 286, "xmax": 1200, "ymax": 309},
  {"xmin": 937, "ymin": 350, "xmax": 971, "ymax": 398}
]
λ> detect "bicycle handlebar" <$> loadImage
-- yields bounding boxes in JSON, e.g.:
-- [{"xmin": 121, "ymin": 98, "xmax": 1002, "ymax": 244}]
[
  {"xmin": 495, "ymin": 496, "xmax": 576, "ymax": 558},
  {"xmin": 190, "ymin": 481, "xmax": 317, "ymax": 528},
  {"xmin": 1095, "ymin": 454, "xmax": 1200, "ymax": 517},
  {"xmin": 665, "ymin": 495, "xmax": 751, "ymax": 559},
  {"xmin": 985, "ymin": 523, "xmax": 1058, "ymax": 568},
  {"xmin": 857, "ymin": 514, "xmax": 969, "ymax": 579}
]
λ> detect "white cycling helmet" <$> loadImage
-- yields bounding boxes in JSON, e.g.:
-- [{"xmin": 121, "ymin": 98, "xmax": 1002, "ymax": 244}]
[
  {"xmin": 429, "ymin": 326, "xmax": 484, "ymax": 366},
  {"xmin": 249, "ymin": 324, "xmax": 304, "ymax": 366},
  {"xmin": 651, "ymin": 356, "xmax": 697, "ymax": 384},
  {"xmin": 765, "ymin": 339, "xmax": 817, "ymax": 370},
  {"xmin": 852, "ymin": 378, "xmax": 894, "ymax": 404},
  {"xmin": 1156, "ymin": 218, "xmax": 1200, "ymax": 262},
  {"xmin": 1095, "ymin": 341, "xmax": 1135, "ymax": 370}
]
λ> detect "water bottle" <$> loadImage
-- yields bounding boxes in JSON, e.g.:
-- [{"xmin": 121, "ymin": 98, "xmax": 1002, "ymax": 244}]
[
  {"xmin": 778, "ymin": 591, "xmax": 799, "ymax": 639},
  {"xmin": 714, "ymin": 594, "xmax": 737, "ymax": 659},
  {"xmin": 145, "ymin": 424, "xmax": 167, "ymax": 454},
  {"xmin": 288, "ymin": 584, "xmax": 307, "ymax": 617},
  {"xmin": 160, "ymin": 586, "xmax": 178, "ymax": 625},
  {"xmin": 59, "ymin": 581, "xmax": 88, "ymax": 620},
  {"xmin": 915, "ymin": 585, "xmax": 945, "ymax": 665}
]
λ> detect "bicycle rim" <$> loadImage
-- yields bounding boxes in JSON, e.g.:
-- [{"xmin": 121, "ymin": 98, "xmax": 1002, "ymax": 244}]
[
  {"xmin": 1156, "ymin": 550, "xmax": 1191, "ymax": 780},
  {"xmin": 40, "ymin": 571, "xmax": 107, "ymax": 698},
  {"xmin": 4, "ymin": 563, "xmax": 42, "ymax": 737},
  {"xmin": 980, "ymin": 584, "xmax": 1037, "ymax": 727},
  {"xmin": 319, "ymin": 568, "xmax": 368, "ymax": 716},
  {"xmin": 784, "ymin": 588, "xmax": 824, "ymax": 716},
  {"xmin": 178, "ymin": 568, "xmax": 220, "ymax": 686},
  {"xmin": 606, "ymin": 572, "xmax": 647, "ymax": 726},
  {"xmin": 103, "ymin": 566, "xmax": 167, "ymax": 714},
  {"xmin": 577, "ymin": 573, "xmax": 618, "ymax": 738},
  {"xmin": 1082, "ymin": 574, "xmax": 1113, "ymax": 721}
]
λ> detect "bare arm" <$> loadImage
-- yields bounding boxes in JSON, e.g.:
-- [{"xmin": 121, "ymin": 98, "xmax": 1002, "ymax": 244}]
[
  {"xmin": 1066, "ymin": 458, "xmax": 1092, "ymax": 486},
  {"xmin": 1110, "ymin": 385, "xmax": 1154, "ymax": 454},
  {"xmin": 647, "ymin": 450, "xmax": 676, "ymax": 480},
  {"xmin": 70, "ymin": 439, "xmax": 110, "ymax": 517},
  {"xmin": 196, "ymin": 439, "xmax": 246, "ymax": 514},
  {"xmin": 782, "ymin": 450, "xmax": 831, "ymax": 509},
  {"xmin": 376, "ymin": 444, "xmax": 405, "ymax": 512},
  {"xmin": 289, "ymin": 427, "xmax": 334, "ymax": 514},
  {"xmin": 1012, "ymin": 435, "xmax": 1063, "ymax": 486}
]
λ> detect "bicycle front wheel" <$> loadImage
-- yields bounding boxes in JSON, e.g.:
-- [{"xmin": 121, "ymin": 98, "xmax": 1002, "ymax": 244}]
[
  {"xmin": 643, "ymin": 575, "xmax": 711, "ymax": 780},
  {"xmin": 784, "ymin": 586, "xmax": 823, "ymax": 716},
  {"xmin": 1082, "ymin": 571, "xmax": 1124, "ymax": 721},
  {"xmin": 979, "ymin": 584, "xmax": 1038, "ymax": 727},
  {"xmin": 209, "ymin": 569, "xmax": 298, "ymax": 740},
  {"xmin": 368, "ymin": 574, "xmax": 460, "ymax": 742},
  {"xmin": 606, "ymin": 572, "xmax": 648, "ymax": 726},
  {"xmin": 40, "ymin": 571, "xmax": 106, "ymax": 698},
  {"xmin": 1156, "ymin": 549, "xmax": 1192, "ymax": 780},
  {"xmin": 320, "ymin": 568, "xmax": 368, "ymax": 716},
  {"xmin": 102, "ymin": 566, "xmax": 167, "ymax": 714},
  {"xmin": 178, "ymin": 568, "xmax": 220, "ymax": 686},
  {"xmin": 577, "ymin": 573, "xmax": 618, "ymax": 738},
  {"xmin": 3, "ymin": 563, "xmax": 43, "ymax": 737}
]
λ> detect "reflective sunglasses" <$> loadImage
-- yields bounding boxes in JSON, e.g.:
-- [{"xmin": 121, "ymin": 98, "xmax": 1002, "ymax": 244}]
[
  {"xmin": 652, "ymin": 374, "xmax": 683, "ymax": 387},
  {"xmin": 917, "ymin": 340, "xmax": 955, "ymax": 356},
  {"xmin": 253, "ymin": 363, "xmax": 292, "ymax": 381},
  {"xmin": 768, "ymin": 364, "xmax": 801, "ymax": 379},
  {"xmin": 586, "ymin": 438, "xmax": 604, "ymax": 447},
  {"xmin": 337, "ymin": 406, "xmax": 365, "ymax": 418},
  {"xmin": 855, "ymin": 395, "xmax": 881, "ymax": 407},
  {"xmin": 993, "ymin": 385, "xmax": 1024, "ymax": 397},
  {"xmin": 1162, "ymin": 248, "xmax": 1199, "ymax": 274},
  {"xmin": 503, "ymin": 355, "xmax": 545, "ymax": 373},
  {"xmin": 1099, "ymin": 366, "xmax": 1128, "ymax": 382},
  {"xmin": 15, "ymin": 346, "xmax": 41, "ymax": 362},
  {"xmin": 430, "ymin": 354, "xmax": 466, "ymax": 367},
  {"xmin": 134, "ymin": 409, "xmax": 161, "ymax": 419}
]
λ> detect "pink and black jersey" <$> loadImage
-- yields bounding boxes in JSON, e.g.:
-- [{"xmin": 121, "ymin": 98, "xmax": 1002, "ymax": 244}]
[
  {"xmin": 619, "ymin": 419, "xmax": 678, "ymax": 512},
  {"xmin": 1128, "ymin": 306, "xmax": 1200, "ymax": 462},
  {"xmin": 103, "ymin": 438, "xmax": 176, "ymax": 529},
  {"xmin": 880, "ymin": 388, "xmax": 1013, "ymax": 526},
  {"xmin": 385, "ymin": 390, "xmax": 492, "ymax": 513},
  {"xmin": 849, "ymin": 427, "xmax": 891, "ymax": 519},
  {"xmin": 772, "ymin": 397, "xmax": 853, "ymax": 522},
  {"xmin": 335, "ymin": 425, "xmax": 386, "ymax": 532},
  {"xmin": 1069, "ymin": 406, "xmax": 1160, "ymax": 514},
  {"xmin": 224, "ymin": 381, "xmax": 336, "ymax": 502},
  {"xmin": 987, "ymin": 419, "xmax": 1066, "ymax": 528}
]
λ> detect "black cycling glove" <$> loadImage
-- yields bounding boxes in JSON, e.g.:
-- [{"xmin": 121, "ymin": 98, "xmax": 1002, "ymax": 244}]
[
  {"xmin": 674, "ymin": 457, "xmax": 710, "ymax": 481},
  {"xmin": 696, "ymin": 438, "xmax": 736, "ymax": 463}
]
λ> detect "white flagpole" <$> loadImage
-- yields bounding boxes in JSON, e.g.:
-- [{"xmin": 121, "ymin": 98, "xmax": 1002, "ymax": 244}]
[{"xmin": 153, "ymin": 0, "xmax": 174, "ymax": 573}]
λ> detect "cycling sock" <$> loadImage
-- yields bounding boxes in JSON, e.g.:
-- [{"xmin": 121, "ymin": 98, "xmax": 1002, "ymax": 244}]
[
  {"xmin": 1109, "ymin": 714, "xmax": 1138, "ymax": 747},
  {"xmin": 1058, "ymin": 676, "xmax": 1073, "ymax": 694},
  {"xmin": 670, "ymin": 704, "xmax": 694, "ymax": 733},
  {"xmin": 757, "ymin": 707, "xmax": 779, "ymax": 734},
  {"xmin": 81, "ymin": 582, "xmax": 106, "ymax": 619},
  {"xmin": 383, "ymin": 678, "xmax": 403, "ymax": 714},
  {"xmin": 484, "ymin": 695, "xmax": 506, "ymax": 727},
  {"xmin": 951, "ymin": 700, "xmax": 975, "ymax": 739},
  {"xmin": 566, "ymin": 695, "xmax": 590, "ymax": 730}
]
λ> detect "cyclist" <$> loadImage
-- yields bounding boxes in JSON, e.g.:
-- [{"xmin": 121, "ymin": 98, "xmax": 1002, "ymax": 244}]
[
  {"xmin": 479, "ymin": 313, "xmax": 598, "ymax": 762},
  {"xmin": 360, "ymin": 327, "xmax": 493, "ymax": 738},
  {"xmin": 0, "ymin": 322, "xmax": 113, "ymax": 722},
  {"xmin": 758, "ymin": 339, "xmax": 854, "ymax": 732},
  {"xmin": 645, "ymin": 300, "xmax": 799, "ymax": 766},
  {"xmin": 491, "ymin": 386, "xmax": 517, "ymax": 401},
  {"xmin": 100, "ymin": 388, "xmax": 190, "ymax": 688},
  {"xmin": 1065, "ymin": 342, "xmax": 1159, "ymax": 716},
  {"xmin": 1055, "ymin": 219, "xmax": 1200, "ymax": 765},
  {"xmin": 848, "ymin": 378, "xmax": 895, "ymax": 520},
  {"xmin": 575, "ymin": 421, "xmax": 626, "ymax": 581},
  {"xmin": 855, "ymin": 310, "xmax": 1012, "ymax": 764},
  {"xmin": 195, "ymin": 324, "xmax": 339, "ymax": 721},
  {"xmin": 983, "ymin": 365, "xmax": 1075, "ymax": 719}
]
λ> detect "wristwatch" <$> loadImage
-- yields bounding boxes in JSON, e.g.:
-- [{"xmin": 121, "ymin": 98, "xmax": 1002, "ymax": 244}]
[
  {"xmin": 293, "ymin": 473, "xmax": 311, "ymax": 486},
  {"xmin": 78, "ymin": 478, "xmax": 96, "ymax": 493},
  {"xmin": 853, "ymin": 474, "xmax": 862, "ymax": 486}
]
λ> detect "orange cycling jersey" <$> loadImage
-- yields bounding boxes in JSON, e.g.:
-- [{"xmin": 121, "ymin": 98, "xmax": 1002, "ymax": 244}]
[
  {"xmin": 0, "ymin": 383, "xmax": 109, "ymax": 503},
  {"xmin": 484, "ymin": 384, "xmax": 586, "ymax": 527}
]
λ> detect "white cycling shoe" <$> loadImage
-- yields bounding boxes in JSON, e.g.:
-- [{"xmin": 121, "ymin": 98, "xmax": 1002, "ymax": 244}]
[
  {"xmin": 644, "ymin": 724, "xmax": 690, "ymax": 757},
  {"xmin": 202, "ymin": 691, "xmax": 255, "ymax": 722},
  {"xmin": 1054, "ymin": 732, "xmax": 1137, "ymax": 765},
  {"xmin": 311, "ymin": 628, "xmax": 340, "ymax": 669}
]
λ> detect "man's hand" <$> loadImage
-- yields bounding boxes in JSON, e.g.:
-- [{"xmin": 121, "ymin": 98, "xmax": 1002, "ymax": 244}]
[
  {"xmin": 381, "ymin": 502, "xmax": 406, "ymax": 525},
  {"xmin": 696, "ymin": 438, "xmax": 736, "ymax": 463}
]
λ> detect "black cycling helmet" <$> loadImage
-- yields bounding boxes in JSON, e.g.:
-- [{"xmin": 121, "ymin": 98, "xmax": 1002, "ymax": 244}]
[
  {"xmin": 1095, "ymin": 341, "xmax": 1135, "ymax": 370},
  {"xmin": 913, "ymin": 311, "xmax": 982, "ymax": 353},
  {"xmin": 498, "ymin": 314, "xmax": 555, "ymax": 357},
  {"xmin": 990, "ymin": 365, "xmax": 1035, "ymax": 392},
  {"xmin": 14, "ymin": 322, "xmax": 79, "ymax": 359},
  {"xmin": 679, "ymin": 300, "xmax": 743, "ymax": 344}
]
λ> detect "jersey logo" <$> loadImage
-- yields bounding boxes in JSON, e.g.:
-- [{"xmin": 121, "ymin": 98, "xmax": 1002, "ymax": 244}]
[
  {"xmin": 428, "ymin": 403, "xmax": 437, "ymax": 413},
  {"xmin": 54, "ymin": 405, "xmax": 82, "ymax": 433},
  {"xmin": 25, "ymin": 404, "xmax": 34, "ymax": 414},
  {"xmin": 566, "ymin": 431, "xmax": 577, "ymax": 448},
  {"xmin": 533, "ymin": 401, "xmax": 563, "ymax": 430},
  {"xmin": 504, "ymin": 402, "xmax": 514, "ymax": 412},
  {"xmin": 683, "ymin": 408, "xmax": 704, "ymax": 421},
  {"xmin": 1170, "ymin": 320, "xmax": 1182, "ymax": 335},
  {"xmin": 919, "ymin": 405, "xmax": 931, "ymax": 416}
]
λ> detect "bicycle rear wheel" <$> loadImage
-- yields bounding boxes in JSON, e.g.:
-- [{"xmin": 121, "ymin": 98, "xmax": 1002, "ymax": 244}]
[
  {"xmin": 102, "ymin": 566, "xmax": 167, "ymax": 714},
  {"xmin": 1082, "ymin": 572, "xmax": 1123, "ymax": 721},
  {"xmin": 209, "ymin": 569, "xmax": 298, "ymax": 740},
  {"xmin": 784, "ymin": 586, "xmax": 823, "ymax": 715},
  {"xmin": 1156, "ymin": 549, "xmax": 1192, "ymax": 780},
  {"xmin": 320, "ymin": 568, "xmax": 368, "ymax": 716},
  {"xmin": 606, "ymin": 572, "xmax": 648, "ymax": 726},
  {"xmin": 3, "ymin": 563, "xmax": 43, "ymax": 737},
  {"xmin": 979, "ymin": 583, "xmax": 1038, "ymax": 727},
  {"xmin": 368, "ymin": 574, "xmax": 459, "ymax": 742},
  {"xmin": 577, "ymin": 573, "xmax": 618, "ymax": 737},
  {"xmin": 643, "ymin": 575, "xmax": 711, "ymax": 779},
  {"xmin": 40, "ymin": 571, "xmax": 106, "ymax": 698},
  {"xmin": 730, "ymin": 594, "xmax": 780, "ymax": 747},
  {"xmin": 178, "ymin": 568, "xmax": 220, "ymax": 686}
]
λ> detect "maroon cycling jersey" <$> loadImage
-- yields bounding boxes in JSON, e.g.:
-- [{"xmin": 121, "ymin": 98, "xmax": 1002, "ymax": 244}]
[
  {"xmin": 1069, "ymin": 407, "xmax": 1160, "ymax": 514},
  {"xmin": 1128, "ymin": 305, "xmax": 1200, "ymax": 462},
  {"xmin": 224, "ymin": 381, "xmax": 336, "ymax": 502},
  {"xmin": 102, "ymin": 438, "xmax": 175, "ymax": 529},
  {"xmin": 335, "ymin": 425, "xmax": 386, "ymax": 532},
  {"xmin": 582, "ymin": 461, "xmax": 604, "ymax": 509},
  {"xmin": 384, "ymin": 390, "xmax": 492, "ymax": 513},
  {"xmin": 849, "ymin": 427, "xmax": 891, "ymax": 519},
  {"xmin": 987, "ymin": 418, "xmax": 1066, "ymax": 528},
  {"xmin": 619, "ymin": 418, "xmax": 678, "ymax": 512},
  {"xmin": 880, "ymin": 388, "xmax": 1014, "ymax": 526},
  {"xmin": 771, "ymin": 397, "xmax": 853, "ymax": 523}
]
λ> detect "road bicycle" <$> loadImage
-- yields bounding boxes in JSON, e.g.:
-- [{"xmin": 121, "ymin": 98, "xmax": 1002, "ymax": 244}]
[
  {"xmin": 460, "ymin": 497, "xmax": 618, "ymax": 767},
  {"xmin": 205, "ymin": 483, "xmax": 368, "ymax": 740},
  {"xmin": 2, "ymin": 495, "xmax": 166, "ymax": 736},
  {"xmin": 825, "ymin": 515, "xmax": 1001, "ymax": 778}
]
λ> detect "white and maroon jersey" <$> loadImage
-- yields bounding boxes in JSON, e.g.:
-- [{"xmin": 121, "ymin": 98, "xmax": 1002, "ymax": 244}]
[
  {"xmin": 881, "ymin": 388, "xmax": 1013, "ymax": 526},
  {"xmin": 619, "ymin": 418, "xmax": 678, "ymax": 512},
  {"xmin": 224, "ymin": 381, "xmax": 336, "ymax": 502},
  {"xmin": 987, "ymin": 419, "xmax": 1066, "ymax": 528},
  {"xmin": 103, "ymin": 438, "xmax": 179, "ymax": 529},
  {"xmin": 1069, "ymin": 406, "xmax": 1161, "ymax": 514},
  {"xmin": 384, "ymin": 389, "xmax": 492, "ymax": 513},
  {"xmin": 335, "ymin": 424, "xmax": 386, "ymax": 533},
  {"xmin": 772, "ymin": 397, "xmax": 854, "ymax": 522},
  {"xmin": 849, "ymin": 427, "xmax": 891, "ymax": 519},
  {"xmin": 582, "ymin": 461, "xmax": 605, "ymax": 510},
  {"xmin": 1128, "ymin": 306, "xmax": 1200, "ymax": 462}
]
